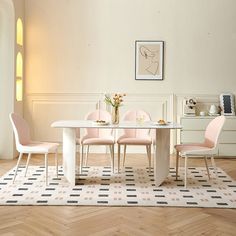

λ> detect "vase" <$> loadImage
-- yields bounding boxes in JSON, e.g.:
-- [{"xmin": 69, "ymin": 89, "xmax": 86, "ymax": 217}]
[{"xmin": 112, "ymin": 106, "xmax": 119, "ymax": 124}]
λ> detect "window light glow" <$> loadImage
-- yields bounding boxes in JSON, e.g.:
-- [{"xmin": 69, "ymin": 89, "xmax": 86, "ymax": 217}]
[
  {"xmin": 16, "ymin": 52, "xmax": 23, "ymax": 77},
  {"xmin": 16, "ymin": 79, "xmax": 23, "ymax": 101},
  {"xmin": 16, "ymin": 18, "xmax": 23, "ymax": 46}
]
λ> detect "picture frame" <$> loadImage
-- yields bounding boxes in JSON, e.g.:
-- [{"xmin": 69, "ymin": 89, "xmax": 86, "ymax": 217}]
[
  {"xmin": 220, "ymin": 93, "xmax": 235, "ymax": 116},
  {"xmin": 135, "ymin": 40, "xmax": 164, "ymax": 80}
]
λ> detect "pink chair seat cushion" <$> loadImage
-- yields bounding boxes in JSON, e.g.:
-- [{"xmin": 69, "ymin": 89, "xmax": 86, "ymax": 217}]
[
  {"xmin": 81, "ymin": 135, "xmax": 115, "ymax": 145},
  {"xmin": 117, "ymin": 135, "xmax": 152, "ymax": 145},
  {"xmin": 175, "ymin": 144, "xmax": 211, "ymax": 154},
  {"xmin": 20, "ymin": 141, "xmax": 59, "ymax": 153}
]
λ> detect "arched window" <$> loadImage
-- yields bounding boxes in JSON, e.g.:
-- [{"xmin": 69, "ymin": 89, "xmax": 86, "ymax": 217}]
[
  {"xmin": 16, "ymin": 52, "xmax": 23, "ymax": 101},
  {"xmin": 16, "ymin": 79, "xmax": 23, "ymax": 101},
  {"xmin": 16, "ymin": 52, "xmax": 23, "ymax": 77},
  {"xmin": 16, "ymin": 18, "xmax": 23, "ymax": 46}
]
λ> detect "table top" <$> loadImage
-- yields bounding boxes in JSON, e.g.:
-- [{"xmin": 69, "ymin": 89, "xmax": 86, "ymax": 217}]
[{"xmin": 51, "ymin": 120, "xmax": 182, "ymax": 129}]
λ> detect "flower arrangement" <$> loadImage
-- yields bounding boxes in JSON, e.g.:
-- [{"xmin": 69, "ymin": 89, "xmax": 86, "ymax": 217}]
[
  {"xmin": 104, "ymin": 93, "xmax": 126, "ymax": 108},
  {"xmin": 104, "ymin": 93, "xmax": 126, "ymax": 124}
]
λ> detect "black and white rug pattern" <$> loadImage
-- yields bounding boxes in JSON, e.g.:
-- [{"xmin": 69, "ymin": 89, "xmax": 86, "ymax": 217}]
[{"xmin": 0, "ymin": 166, "xmax": 235, "ymax": 207}]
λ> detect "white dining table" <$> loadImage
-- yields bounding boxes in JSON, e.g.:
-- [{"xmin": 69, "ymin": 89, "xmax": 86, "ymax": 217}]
[{"xmin": 51, "ymin": 120, "xmax": 182, "ymax": 186}]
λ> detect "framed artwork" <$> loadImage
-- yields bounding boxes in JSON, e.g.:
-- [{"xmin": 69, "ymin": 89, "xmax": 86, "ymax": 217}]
[
  {"xmin": 220, "ymin": 93, "xmax": 235, "ymax": 116},
  {"xmin": 135, "ymin": 40, "xmax": 164, "ymax": 80}
]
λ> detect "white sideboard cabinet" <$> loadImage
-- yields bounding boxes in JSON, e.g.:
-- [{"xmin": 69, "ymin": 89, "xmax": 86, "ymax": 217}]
[{"xmin": 180, "ymin": 116, "xmax": 236, "ymax": 157}]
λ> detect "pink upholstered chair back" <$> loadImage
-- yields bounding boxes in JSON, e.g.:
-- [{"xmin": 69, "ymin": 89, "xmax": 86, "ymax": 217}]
[
  {"xmin": 9, "ymin": 113, "xmax": 31, "ymax": 151},
  {"xmin": 85, "ymin": 110, "xmax": 112, "ymax": 137},
  {"xmin": 122, "ymin": 110, "xmax": 151, "ymax": 137},
  {"xmin": 204, "ymin": 115, "xmax": 225, "ymax": 148}
]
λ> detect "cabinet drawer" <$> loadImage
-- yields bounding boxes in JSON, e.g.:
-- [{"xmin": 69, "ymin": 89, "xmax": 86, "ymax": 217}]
[
  {"xmin": 181, "ymin": 117, "xmax": 236, "ymax": 131},
  {"xmin": 223, "ymin": 119, "xmax": 236, "ymax": 131},
  {"xmin": 218, "ymin": 144, "xmax": 236, "ymax": 156},
  {"xmin": 181, "ymin": 131, "xmax": 205, "ymax": 143},
  {"xmin": 181, "ymin": 118, "xmax": 212, "ymax": 130},
  {"xmin": 181, "ymin": 130, "xmax": 236, "ymax": 144},
  {"xmin": 219, "ymin": 131, "xmax": 236, "ymax": 143}
]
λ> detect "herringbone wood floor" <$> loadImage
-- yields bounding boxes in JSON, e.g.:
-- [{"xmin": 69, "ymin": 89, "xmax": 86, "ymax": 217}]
[{"xmin": 0, "ymin": 153, "xmax": 236, "ymax": 236}]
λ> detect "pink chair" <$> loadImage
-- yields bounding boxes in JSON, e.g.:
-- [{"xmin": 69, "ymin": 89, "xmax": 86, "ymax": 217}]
[
  {"xmin": 9, "ymin": 113, "xmax": 59, "ymax": 185},
  {"xmin": 80, "ymin": 110, "xmax": 115, "ymax": 172},
  {"xmin": 175, "ymin": 115, "xmax": 226, "ymax": 188},
  {"xmin": 117, "ymin": 110, "xmax": 152, "ymax": 172}
]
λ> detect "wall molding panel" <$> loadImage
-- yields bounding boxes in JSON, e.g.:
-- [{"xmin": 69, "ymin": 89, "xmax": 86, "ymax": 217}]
[{"xmin": 25, "ymin": 93, "xmax": 173, "ymax": 153}]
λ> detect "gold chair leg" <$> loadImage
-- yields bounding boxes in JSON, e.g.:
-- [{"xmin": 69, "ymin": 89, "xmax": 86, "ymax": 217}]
[
  {"xmin": 210, "ymin": 155, "xmax": 218, "ymax": 178},
  {"xmin": 80, "ymin": 145, "xmax": 84, "ymax": 174},
  {"xmin": 13, "ymin": 152, "xmax": 23, "ymax": 183},
  {"xmin": 109, "ymin": 145, "xmax": 115, "ymax": 173},
  {"xmin": 45, "ymin": 153, "xmax": 48, "ymax": 186},
  {"xmin": 85, "ymin": 145, "xmax": 89, "ymax": 166},
  {"xmin": 123, "ymin": 145, "xmax": 127, "ymax": 166},
  {"xmin": 204, "ymin": 156, "xmax": 211, "ymax": 180},
  {"xmin": 55, "ymin": 149, "xmax": 58, "ymax": 178},
  {"xmin": 118, "ymin": 144, "xmax": 121, "ymax": 173},
  {"xmin": 146, "ymin": 145, "xmax": 151, "ymax": 172},
  {"xmin": 176, "ymin": 151, "xmax": 179, "ymax": 180},
  {"xmin": 25, "ymin": 153, "xmax": 31, "ymax": 177},
  {"xmin": 184, "ymin": 155, "xmax": 188, "ymax": 188}
]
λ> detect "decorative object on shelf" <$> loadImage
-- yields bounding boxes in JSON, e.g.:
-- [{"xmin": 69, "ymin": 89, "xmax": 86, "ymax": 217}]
[
  {"xmin": 183, "ymin": 97, "xmax": 197, "ymax": 116},
  {"xmin": 209, "ymin": 104, "xmax": 219, "ymax": 116},
  {"xmin": 104, "ymin": 93, "xmax": 126, "ymax": 124},
  {"xmin": 200, "ymin": 111, "xmax": 206, "ymax": 116},
  {"xmin": 220, "ymin": 93, "xmax": 235, "ymax": 116},
  {"xmin": 135, "ymin": 40, "xmax": 164, "ymax": 80}
]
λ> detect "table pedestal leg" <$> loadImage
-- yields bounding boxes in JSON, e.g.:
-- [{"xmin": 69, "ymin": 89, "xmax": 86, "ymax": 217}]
[
  {"xmin": 154, "ymin": 128, "xmax": 170, "ymax": 186},
  {"xmin": 63, "ymin": 128, "xmax": 76, "ymax": 185}
]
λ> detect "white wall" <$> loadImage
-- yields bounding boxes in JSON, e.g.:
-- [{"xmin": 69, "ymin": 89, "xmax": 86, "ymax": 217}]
[
  {"xmin": 24, "ymin": 0, "xmax": 236, "ymax": 152},
  {"xmin": 13, "ymin": 0, "xmax": 25, "ymax": 116},
  {"xmin": 0, "ymin": 0, "xmax": 15, "ymax": 159},
  {"xmin": 25, "ymin": 0, "xmax": 236, "ymax": 95},
  {"xmin": 0, "ymin": 0, "xmax": 25, "ymax": 159}
]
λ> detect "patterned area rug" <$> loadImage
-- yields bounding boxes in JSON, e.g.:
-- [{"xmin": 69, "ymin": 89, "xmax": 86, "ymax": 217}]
[{"xmin": 0, "ymin": 166, "xmax": 235, "ymax": 207}]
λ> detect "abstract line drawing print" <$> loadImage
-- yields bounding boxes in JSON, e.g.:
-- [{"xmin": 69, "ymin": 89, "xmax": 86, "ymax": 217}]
[
  {"xmin": 135, "ymin": 41, "xmax": 163, "ymax": 80},
  {"xmin": 139, "ymin": 46, "xmax": 160, "ymax": 76}
]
